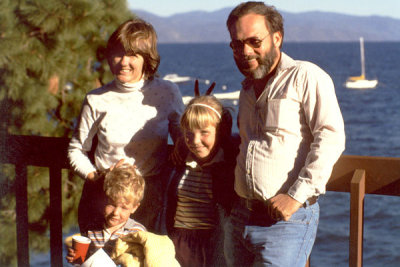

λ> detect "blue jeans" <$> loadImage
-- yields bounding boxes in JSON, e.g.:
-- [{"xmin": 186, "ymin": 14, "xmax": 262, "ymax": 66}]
[{"xmin": 224, "ymin": 199, "xmax": 319, "ymax": 267}]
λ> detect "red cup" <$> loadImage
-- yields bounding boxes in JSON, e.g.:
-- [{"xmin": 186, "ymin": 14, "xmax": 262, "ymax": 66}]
[{"xmin": 72, "ymin": 235, "xmax": 91, "ymax": 264}]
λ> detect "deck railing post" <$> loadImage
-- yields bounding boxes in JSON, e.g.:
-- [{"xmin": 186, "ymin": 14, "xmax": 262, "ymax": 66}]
[
  {"xmin": 49, "ymin": 166, "xmax": 63, "ymax": 266},
  {"xmin": 349, "ymin": 169, "xmax": 365, "ymax": 267},
  {"xmin": 15, "ymin": 164, "xmax": 29, "ymax": 267}
]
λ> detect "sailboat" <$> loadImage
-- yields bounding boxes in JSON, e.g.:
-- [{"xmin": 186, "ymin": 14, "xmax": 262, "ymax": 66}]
[{"xmin": 345, "ymin": 37, "xmax": 378, "ymax": 89}]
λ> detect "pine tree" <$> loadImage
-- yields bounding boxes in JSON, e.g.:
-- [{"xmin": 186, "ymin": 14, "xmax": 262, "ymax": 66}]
[{"xmin": 0, "ymin": 0, "xmax": 134, "ymax": 265}]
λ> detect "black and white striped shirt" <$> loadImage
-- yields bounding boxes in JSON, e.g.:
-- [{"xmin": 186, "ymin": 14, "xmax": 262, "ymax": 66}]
[{"xmin": 174, "ymin": 150, "xmax": 224, "ymax": 229}]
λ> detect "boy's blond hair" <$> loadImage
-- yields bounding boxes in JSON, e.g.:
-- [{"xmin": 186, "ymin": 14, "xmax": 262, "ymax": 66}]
[{"xmin": 103, "ymin": 164, "xmax": 145, "ymax": 206}]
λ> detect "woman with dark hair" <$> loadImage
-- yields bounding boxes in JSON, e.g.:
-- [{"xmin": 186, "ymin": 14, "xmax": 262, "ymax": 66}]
[{"xmin": 68, "ymin": 18, "xmax": 184, "ymax": 233}]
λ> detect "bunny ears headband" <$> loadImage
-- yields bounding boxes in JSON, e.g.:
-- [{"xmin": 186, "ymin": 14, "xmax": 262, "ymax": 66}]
[{"xmin": 190, "ymin": 80, "xmax": 221, "ymax": 118}]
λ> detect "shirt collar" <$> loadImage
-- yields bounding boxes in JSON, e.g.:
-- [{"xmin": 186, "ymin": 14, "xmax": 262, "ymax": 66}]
[
  {"xmin": 103, "ymin": 221, "xmax": 126, "ymax": 236},
  {"xmin": 114, "ymin": 77, "xmax": 146, "ymax": 92},
  {"xmin": 185, "ymin": 148, "xmax": 224, "ymax": 169},
  {"xmin": 103, "ymin": 217, "xmax": 136, "ymax": 236}
]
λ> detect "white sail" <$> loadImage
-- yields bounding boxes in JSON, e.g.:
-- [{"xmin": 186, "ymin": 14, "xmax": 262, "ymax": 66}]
[{"xmin": 345, "ymin": 37, "xmax": 378, "ymax": 89}]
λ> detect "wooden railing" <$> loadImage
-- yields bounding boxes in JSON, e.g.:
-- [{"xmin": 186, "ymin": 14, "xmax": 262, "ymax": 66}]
[
  {"xmin": 324, "ymin": 155, "xmax": 400, "ymax": 266},
  {"xmin": 1, "ymin": 134, "xmax": 400, "ymax": 267},
  {"xmin": 0, "ymin": 135, "xmax": 70, "ymax": 267}
]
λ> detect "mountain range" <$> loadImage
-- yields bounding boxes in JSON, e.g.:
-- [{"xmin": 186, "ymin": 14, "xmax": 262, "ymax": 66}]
[{"xmin": 132, "ymin": 8, "xmax": 400, "ymax": 43}]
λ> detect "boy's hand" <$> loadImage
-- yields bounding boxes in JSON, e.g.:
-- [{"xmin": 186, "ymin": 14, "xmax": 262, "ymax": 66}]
[{"xmin": 65, "ymin": 247, "xmax": 76, "ymax": 263}]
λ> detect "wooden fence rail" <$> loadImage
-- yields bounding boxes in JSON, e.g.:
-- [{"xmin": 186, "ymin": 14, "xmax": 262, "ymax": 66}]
[
  {"xmin": 1, "ymin": 135, "xmax": 69, "ymax": 266},
  {"xmin": 1, "ymin": 135, "xmax": 400, "ymax": 266}
]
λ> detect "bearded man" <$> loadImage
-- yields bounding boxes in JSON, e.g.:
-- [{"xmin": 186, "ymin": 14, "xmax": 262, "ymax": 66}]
[{"xmin": 224, "ymin": 2, "xmax": 346, "ymax": 266}]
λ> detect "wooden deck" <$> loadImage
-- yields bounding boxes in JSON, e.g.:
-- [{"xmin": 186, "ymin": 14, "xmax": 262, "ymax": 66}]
[{"xmin": 1, "ymin": 134, "xmax": 399, "ymax": 267}]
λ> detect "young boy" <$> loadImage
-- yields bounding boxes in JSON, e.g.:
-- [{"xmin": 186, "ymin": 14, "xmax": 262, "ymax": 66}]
[{"xmin": 66, "ymin": 163, "xmax": 146, "ymax": 263}]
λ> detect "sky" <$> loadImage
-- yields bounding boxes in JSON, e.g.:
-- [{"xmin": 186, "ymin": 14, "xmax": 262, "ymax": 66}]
[{"xmin": 127, "ymin": 0, "xmax": 400, "ymax": 19}]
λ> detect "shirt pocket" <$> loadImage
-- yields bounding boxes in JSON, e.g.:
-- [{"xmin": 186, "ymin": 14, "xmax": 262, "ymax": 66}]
[{"xmin": 263, "ymin": 98, "xmax": 301, "ymax": 134}]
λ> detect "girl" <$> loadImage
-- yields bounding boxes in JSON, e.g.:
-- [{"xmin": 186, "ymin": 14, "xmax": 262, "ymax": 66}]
[{"xmin": 166, "ymin": 95, "xmax": 239, "ymax": 267}]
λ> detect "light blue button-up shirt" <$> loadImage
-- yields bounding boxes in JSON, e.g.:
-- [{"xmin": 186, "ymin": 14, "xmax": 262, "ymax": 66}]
[{"xmin": 235, "ymin": 53, "xmax": 345, "ymax": 204}]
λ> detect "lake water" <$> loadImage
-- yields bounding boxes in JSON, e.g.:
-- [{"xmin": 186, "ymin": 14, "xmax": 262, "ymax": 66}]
[{"xmin": 37, "ymin": 42, "xmax": 400, "ymax": 266}]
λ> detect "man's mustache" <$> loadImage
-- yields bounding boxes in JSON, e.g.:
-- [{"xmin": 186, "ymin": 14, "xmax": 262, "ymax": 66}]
[
  {"xmin": 236, "ymin": 55, "xmax": 259, "ymax": 63},
  {"xmin": 245, "ymin": 55, "xmax": 258, "ymax": 60}
]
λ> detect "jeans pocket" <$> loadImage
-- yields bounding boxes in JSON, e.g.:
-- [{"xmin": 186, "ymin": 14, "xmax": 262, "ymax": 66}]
[{"xmin": 286, "ymin": 207, "xmax": 311, "ymax": 224}]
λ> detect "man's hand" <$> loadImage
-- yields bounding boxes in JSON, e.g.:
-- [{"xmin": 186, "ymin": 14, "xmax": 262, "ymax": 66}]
[{"xmin": 267, "ymin": 194, "xmax": 303, "ymax": 221}]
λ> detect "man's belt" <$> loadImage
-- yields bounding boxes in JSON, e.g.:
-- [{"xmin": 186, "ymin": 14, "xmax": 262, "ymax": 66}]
[{"xmin": 240, "ymin": 196, "xmax": 318, "ymax": 211}]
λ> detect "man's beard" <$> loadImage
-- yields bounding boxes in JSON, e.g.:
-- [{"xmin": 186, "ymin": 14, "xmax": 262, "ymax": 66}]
[{"xmin": 235, "ymin": 48, "xmax": 277, "ymax": 80}]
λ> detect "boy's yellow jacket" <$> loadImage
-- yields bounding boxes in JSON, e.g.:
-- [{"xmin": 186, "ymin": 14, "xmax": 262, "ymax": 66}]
[{"xmin": 111, "ymin": 231, "xmax": 180, "ymax": 267}]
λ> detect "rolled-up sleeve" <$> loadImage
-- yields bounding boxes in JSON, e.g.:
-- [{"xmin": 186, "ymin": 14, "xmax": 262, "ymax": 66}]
[{"xmin": 287, "ymin": 64, "xmax": 345, "ymax": 203}]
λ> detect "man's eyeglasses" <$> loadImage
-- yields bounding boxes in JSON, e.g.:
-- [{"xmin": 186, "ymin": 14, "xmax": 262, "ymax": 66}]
[{"xmin": 229, "ymin": 34, "xmax": 270, "ymax": 51}]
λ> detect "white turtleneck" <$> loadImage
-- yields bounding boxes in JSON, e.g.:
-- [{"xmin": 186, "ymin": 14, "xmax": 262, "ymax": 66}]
[
  {"xmin": 68, "ymin": 77, "xmax": 184, "ymax": 178},
  {"xmin": 114, "ymin": 77, "xmax": 145, "ymax": 92}
]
